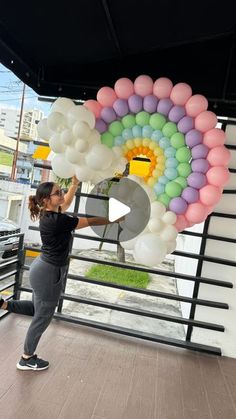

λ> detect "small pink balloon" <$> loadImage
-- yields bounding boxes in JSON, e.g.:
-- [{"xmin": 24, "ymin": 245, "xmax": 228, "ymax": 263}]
[
  {"xmin": 207, "ymin": 146, "xmax": 231, "ymax": 166},
  {"xmin": 170, "ymin": 83, "xmax": 192, "ymax": 105},
  {"xmin": 153, "ymin": 77, "xmax": 173, "ymax": 98},
  {"xmin": 199, "ymin": 185, "xmax": 221, "ymax": 206},
  {"xmin": 195, "ymin": 111, "xmax": 217, "ymax": 132},
  {"xmin": 185, "ymin": 202, "xmax": 207, "ymax": 224},
  {"xmin": 175, "ymin": 215, "xmax": 188, "ymax": 232},
  {"xmin": 84, "ymin": 100, "xmax": 102, "ymax": 118},
  {"xmin": 114, "ymin": 78, "xmax": 134, "ymax": 99},
  {"xmin": 203, "ymin": 128, "xmax": 226, "ymax": 148},
  {"xmin": 206, "ymin": 166, "xmax": 230, "ymax": 187},
  {"xmin": 206, "ymin": 205, "xmax": 215, "ymax": 216},
  {"xmin": 97, "ymin": 86, "xmax": 117, "ymax": 107},
  {"xmin": 134, "ymin": 75, "xmax": 153, "ymax": 97},
  {"xmin": 185, "ymin": 94, "xmax": 208, "ymax": 117}
]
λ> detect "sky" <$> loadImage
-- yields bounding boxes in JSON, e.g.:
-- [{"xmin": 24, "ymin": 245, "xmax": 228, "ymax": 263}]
[{"xmin": 0, "ymin": 62, "xmax": 51, "ymax": 116}]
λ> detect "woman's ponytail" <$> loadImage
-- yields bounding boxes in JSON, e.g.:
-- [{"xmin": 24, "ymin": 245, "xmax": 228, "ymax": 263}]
[{"xmin": 28, "ymin": 195, "xmax": 40, "ymax": 221}]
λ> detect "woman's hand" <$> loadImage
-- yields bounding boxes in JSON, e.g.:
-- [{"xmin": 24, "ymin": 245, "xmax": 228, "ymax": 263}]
[{"xmin": 71, "ymin": 175, "xmax": 80, "ymax": 187}]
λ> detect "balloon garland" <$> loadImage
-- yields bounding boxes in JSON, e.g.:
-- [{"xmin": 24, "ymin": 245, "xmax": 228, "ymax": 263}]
[{"xmin": 37, "ymin": 75, "xmax": 231, "ymax": 267}]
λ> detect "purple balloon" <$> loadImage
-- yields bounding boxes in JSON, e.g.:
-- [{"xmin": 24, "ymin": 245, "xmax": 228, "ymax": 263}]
[
  {"xmin": 191, "ymin": 158, "xmax": 210, "ymax": 174},
  {"xmin": 185, "ymin": 129, "xmax": 203, "ymax": 148},
  {"xmin": 187, "ymin": 172, "xmax": 207, "ymax": 189},
  {"xmin": 143, "ymin": 95, "xmax": 158, "ymax": 113},
  {"xmin": 182, "ymin": 187, "xmax": 199, "ymax": 203},
  {"xmin": 191, "ymin": 144, "xmax": 209, "ymax": 159},
  {"xmin": 168, "ymin": 105, "xmax": 186, "ymax": 123},
  {"xmin": 128, "ymin": 94, "xmax": 143, "ymax": 113},
  {"xmin": 113, "ymin": 98, "xmax": 129, "ymax": 117},
  {"xmin": 178, "ymin": 116, "xmax": 194, "ymax": 134},
  {"xmin": 169, "ymin": 197, "xmax": 188, "ymax": 214},
  {"xmin": 157, "ymin": 98, "xmax": 174, "ymax": 116},
  {"xmin": 101, "ymin": 107, "xmax": 117, "ymax": 123},
  {"xmin": 95, "ymin": 118, "xmax": 107, "ymax": 133}
]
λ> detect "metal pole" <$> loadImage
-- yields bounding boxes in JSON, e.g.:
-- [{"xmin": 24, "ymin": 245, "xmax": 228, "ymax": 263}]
[{"xmin": 10, "ymin": 83, "xmax": 26, "ymax": 180}]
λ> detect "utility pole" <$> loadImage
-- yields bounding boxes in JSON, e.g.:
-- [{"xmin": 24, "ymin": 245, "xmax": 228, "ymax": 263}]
[{"xmin": 10, "ymin": 83, "xmax": 26, "ymax": 180}]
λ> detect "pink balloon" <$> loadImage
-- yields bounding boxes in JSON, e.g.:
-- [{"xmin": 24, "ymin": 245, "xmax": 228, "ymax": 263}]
[
  {"xmin": 134, "ymin": 75, "xmax": 153, "ymax": 97},
  {"xmin": 114, "ymin": 78, "xmax": 134, "ymax": 99},
  {"xmin": 206, "ymin": 166, "xmax": 230, "ymax": 187},
  {"xmin": 199, "ymin": 185, "xmax": 221, "ymax": 206},
  {"xmin": 206, "ymin": 205, "xmax": 215, "ymax": 216},
  {"xmin": 170, "ymin": 83, "xmax": 192, "ymax": 105},
  {"xmin": 185, "ymin": 202, "xmax": 207, "ymax": 224},
  {"xmin": 153, "ymin": 77, "xmax": 173, "ymax": 99},
  {"xmin": 203, "ymin": 128, "xmax": 226, "ymax": 148},
  {"xmin": 97, "ymin": 86, "xmax": 117, "ymax": 107},
  {"xmin": 175, "ymin": 215, "xmax": 188, "ymax": 232},
  {"xmin": 185, "ymin": 94, "xmax": 208, "ymax": 117},
  {"xmin": 195, "ymin": 111, "xmax": 218, "ymax": 132},
  {"xmin": 84, "ymin": 100, "xmax": 102, "ymax": 118},
  {"xmin": 207, "ymin": 146, "xmax": 231, "ymax": 166}
]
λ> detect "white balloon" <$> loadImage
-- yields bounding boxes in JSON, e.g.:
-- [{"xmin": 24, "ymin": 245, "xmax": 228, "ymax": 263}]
[
  {"xmin": 51, "ymin": 154, "xmax": 75, "ymax": 179},
  {"xmin": 124, "ymin": 208, "xmax": 145, "ymax": 233},
  {"xmin": 65, "ymin": 146, "xmax": 83, "ymax": 164},
  {"xmin": 162, "ymin": 211, "xmax": 177, "ymax": 225},
  {"xmin": 112, "ymin": 146, "xmax": 123, "ymax": 159},
  {"xmin": 47, "ymin": 112, "xmax": 67, "ymax": 133},
  {"xmin": 75, "ymin": 166, "xmax": 92, "ymax": 182},
  {"xmin": 73, "ymin": 121, "xmax": 91, "ymax": 138},
  {"xmin": 37, "ymin": 118, "xmax": 52, "ymax": 140},
  {"xmin": 147, "ymin": 218, "xmax": 163, "ymax": 233},
  {"xmin": 150, "ymin": 201, "xmax": 166, "ymax": 218},
  {"xmin": 87, "ymin": 129, "xmax": 101, "ymax": 147},
  {"xmin": 134, "ymin": 233, "xmax": 167, "ymax": 266},
  {"xmin": 166, "ymin": 239, "xmax": 177, "ymax": 254},
  {"xmin": 75, "ymin": 139, "xmax": 88, "ymax": 153},
  {"xmin": 51, "ymin": 97, "xmax": 75, "ymax": 114},
  {"xmin": 141, "ymin": 184, "xmax": 156, "ymax": 203},
  {"xmin": 67, "ymin": 105, "xmax": 95, "ymax": 129},
  {"xmin": 49, "ymin": 134, "xmax": 65, "ymax": 154},
  {"xmin": 61, "ymin": 129, "xmax": 73, "ymax": 145},
  {"xmin": 85, "ymin": 144, "xmax": 113, "ymax": 171},
  {"xmin": 160, "ymin": 225, "xmax": 178, "ymax": 242},
  {"xmin": 127, "ymin": 174, "xmax": 142, "ymax": 184}
]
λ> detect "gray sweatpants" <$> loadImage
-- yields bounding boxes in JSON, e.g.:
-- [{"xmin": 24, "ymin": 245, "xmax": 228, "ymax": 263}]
[{"xmin": 7, "ymin": 256, "xmax": 68, "ymax": 355}]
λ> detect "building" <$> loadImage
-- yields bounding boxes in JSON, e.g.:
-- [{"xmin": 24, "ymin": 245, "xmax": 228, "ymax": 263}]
[{"xmin": 0, "ymin": 108, "xmax": 43, "ymax": 140}]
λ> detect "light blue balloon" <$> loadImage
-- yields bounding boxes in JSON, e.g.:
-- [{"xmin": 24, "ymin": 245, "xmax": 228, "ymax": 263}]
[
  {"xmin": 154, "ymin": 182, "xmax": 165, "ymax": 195},
  {"xmin": 151, "ymin": 130, "xmax": 163, "ymax": 142},
  {"xmin": 164, "ymin": 146, "xmax": 176, "ymax": 158},
  {"xmin": 142, "ymin": 125, "xmax": 153, "ymax": 138},
  {"xmin": 122, "ymin": 128, "xmax": 133, "ymax": 140},
  {"xmin": 114, "ymin": 136, "xmax": 125, "ymax": 146},
  {"xmin": 164, "ymin": 168, "xmax": 178, "ymax": 180},
  {"xmin": 159, "ymin": 136, "xmax": 171, "ymax": 149},
  {"xmin": 158, "ymin": 175, "xmax": 169, "ymax": 185},
  {"xmin": 132, "ymin": 125, "xmax": 142, "ymax": 137},
  {"xmin": 166, "ymin": 157, "xmax": 178, "ymax": 168}
]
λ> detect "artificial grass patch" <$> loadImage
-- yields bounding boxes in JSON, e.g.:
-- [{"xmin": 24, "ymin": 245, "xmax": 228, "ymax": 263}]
[{"xmin": 85, "ymin": 264, "xmax": 150, "ymax": 289}]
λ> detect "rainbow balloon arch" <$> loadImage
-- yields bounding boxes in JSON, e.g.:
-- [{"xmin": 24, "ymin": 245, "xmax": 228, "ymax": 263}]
[{"xmin": 37, "ymin": 75, "xmax": 231, "ymax": 267}]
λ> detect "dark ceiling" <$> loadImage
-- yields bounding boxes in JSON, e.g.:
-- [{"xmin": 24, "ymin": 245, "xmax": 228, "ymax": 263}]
[{"xmin": 1, "ymin": 1, "xmax": 236, "ymax": 116}]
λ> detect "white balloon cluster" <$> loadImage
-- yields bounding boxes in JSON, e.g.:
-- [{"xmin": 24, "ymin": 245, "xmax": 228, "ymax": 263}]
[
  {"xmin": 37, "ymin": 97, "xmax": 127, "ymax": 184},
  {"xmin": 120, "ymin": 175, "xmax": 178, "ymax": 267}
]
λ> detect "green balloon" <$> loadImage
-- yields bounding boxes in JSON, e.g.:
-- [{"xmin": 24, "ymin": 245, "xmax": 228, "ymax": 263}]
[
  {"xmin": 176, "ymin": 146, "xmax": 191, "ymax": 163},
  {"xmin": 162, "ymin": 122, "xmax": 177, "ymax": 138},
  {"xmin": 109, "ymin": 121, "xmax": 124, "ymax": 137},
  {"xmin": 158, "ymin": 193, "xmax": 171, "ymax": 207},
  {"xmin": 101, "ymin": 132, "xmax": 114, "ymax": 148},
  {"xmin": 177, "ymin": 162, "xmax": 192, "ymax": 177},
  {"xmin": 170, "ymin": 132, "xmax": 185, "ymax": 149},
  {"xmin": 175, "ymin": 176, "xmax": 187, "ymax": 188},
  {"xmin": 136, "ymin": 111, "xmax": 150, "ymax": 127},
  {"xmin": 149, "ymin": 113, "xmax": 166, "ymax": 130},
  {"xmin": 122, "ymin": 115, "xmax": 136, "ymax": 129},
  {"xmin": 165, "ymin": 181, "xmax": 182, "ymax": 198}
]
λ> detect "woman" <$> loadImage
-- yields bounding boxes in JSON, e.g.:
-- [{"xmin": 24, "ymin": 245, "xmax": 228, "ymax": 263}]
[{"xmin": 0, "ymin": 176, "xmax": 116, "ymax": 371}]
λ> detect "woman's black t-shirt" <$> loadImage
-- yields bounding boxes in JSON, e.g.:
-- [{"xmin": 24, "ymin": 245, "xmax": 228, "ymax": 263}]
[{"xmin": 39, "ymin": 211, "xmax": 78, "ymax": 266}]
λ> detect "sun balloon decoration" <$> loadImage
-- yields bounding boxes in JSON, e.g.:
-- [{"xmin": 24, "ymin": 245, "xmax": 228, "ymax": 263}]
[{"xmin": 37, "ymin": 76, "xmax": 231, "ymax": 267}]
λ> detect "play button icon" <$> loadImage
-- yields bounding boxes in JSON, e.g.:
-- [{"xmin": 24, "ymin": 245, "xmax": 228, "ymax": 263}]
[
  {"xmin": 108, "ymin": 198, "xmax": 131, "ymax": 222},
  {"xmin": 85, "ymin": 177, "xmax": 151, "ymax": 243}
]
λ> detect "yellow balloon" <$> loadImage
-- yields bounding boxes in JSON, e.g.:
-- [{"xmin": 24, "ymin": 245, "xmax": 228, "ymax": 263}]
[
  {"xmin": 142, "ymin": 138, "xmax": 150, "ymax": 147},
  {"xmin": 157, "ymin": 155, "xmax": 166, "ymax": 163},
  {"xmin": 122, "ymin": 145, "xmax": 128, "ymax": 154},
  {"xmin": 134, "ymin": 137, "xmax": 142, "ymax": 147},
  {"xmin": 154, "ymin": 146, "xmax": 163, "ymax": 156},
  {"xmin": 152, "ymin": 169, "xmax": 162, "ymax": 178},
  {"xmin": 147, "ymin": 177, "xmax": 156, "ymax": 187},
  {"xmin": 156, "ymin": 163, "xmax": 165, "ymax": 171},
  {"xmin": 149, "ymin": 141, "xmax": 157, "ymax": 150},
  {"xmin": 126, "ymin": 139, "xmax": 134, "ymax": 149}
]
